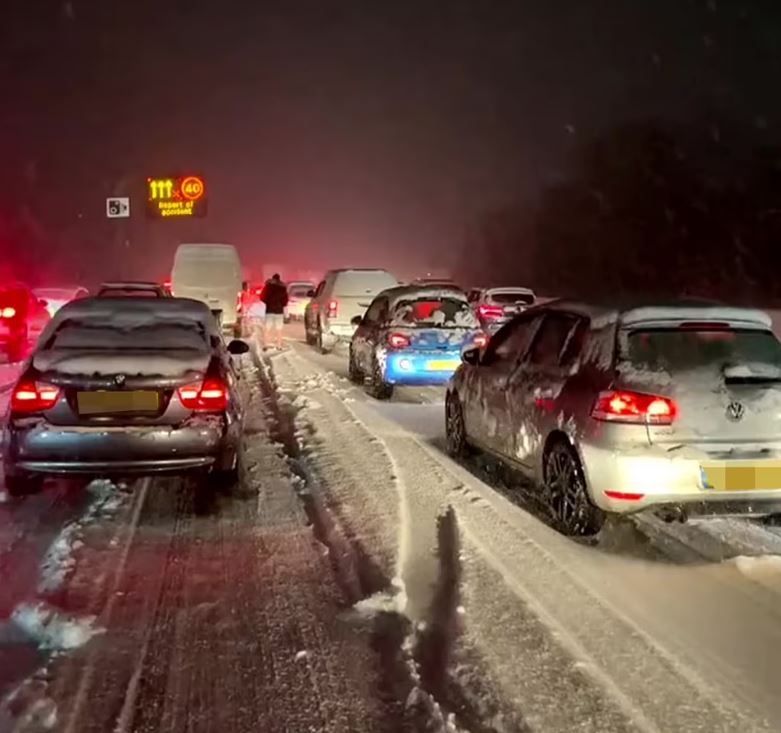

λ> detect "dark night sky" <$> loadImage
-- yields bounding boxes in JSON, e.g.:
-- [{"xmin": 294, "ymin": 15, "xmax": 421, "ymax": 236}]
[{"xmin": 1, "ymin": 0, "xmax": 780, "ymax": 282}]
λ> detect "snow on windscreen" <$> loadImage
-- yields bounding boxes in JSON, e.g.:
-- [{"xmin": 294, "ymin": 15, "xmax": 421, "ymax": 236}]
[
  {"xmin": 32, "ymin": 298, "xmax": 217, "ymax": 377},
  {"xmin": 488, "ymin": 291, "xmax": 535, "ymax": 305},
  {"xmin": 624, "ymin": 329, "xmax": 781, "ymax": 374},
  {"xmin": 334, "ymin": 271, "xmax": 397, "ymax": 296},
  {"xmin": 391, "ymin": 298, "xmax": 478, "ymax": 329}
]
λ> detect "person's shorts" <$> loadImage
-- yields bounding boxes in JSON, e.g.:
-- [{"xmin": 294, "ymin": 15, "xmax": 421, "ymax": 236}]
[{"xmin": 265, "ymin": 313, "xmax": 284, "ymax": 330}]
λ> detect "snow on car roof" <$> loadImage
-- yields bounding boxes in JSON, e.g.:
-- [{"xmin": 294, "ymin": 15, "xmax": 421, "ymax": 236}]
[
  {"xmin": 381, "ymin": 284, "xmax": 469, "ymax": 309},
  {"xmin": 543, "ymin": 299, "xmax": 772, "ymax": 330},
  {"xmin": 40, "ymin": 296, "xmax": 220, "ymax": 340}
]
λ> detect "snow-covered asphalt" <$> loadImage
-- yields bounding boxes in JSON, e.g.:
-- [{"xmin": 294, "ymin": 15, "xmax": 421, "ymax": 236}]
[
  {"xmin": 276, "ymin": 323, "xmax": 781, "ymax": 732},
  {"xmin": 2, "ymin": 329, "xmax": 781, "ymax": 732}
]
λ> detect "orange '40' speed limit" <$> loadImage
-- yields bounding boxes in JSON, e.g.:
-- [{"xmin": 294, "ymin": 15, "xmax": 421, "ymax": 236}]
[{"xmin": 146, "ymin": 175, "xmax": 207, "ymax": 219}]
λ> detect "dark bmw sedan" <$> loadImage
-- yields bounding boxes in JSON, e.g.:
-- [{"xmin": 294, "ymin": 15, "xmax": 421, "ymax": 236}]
[{"xmin": 2, "ymin": 296, "xmax": 249, "ymax": 496}]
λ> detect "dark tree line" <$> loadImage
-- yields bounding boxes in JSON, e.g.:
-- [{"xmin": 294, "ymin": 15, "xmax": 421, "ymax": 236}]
[{"xmin": 462, "ymin": 119, "xmax": 781, "ymax": 305}]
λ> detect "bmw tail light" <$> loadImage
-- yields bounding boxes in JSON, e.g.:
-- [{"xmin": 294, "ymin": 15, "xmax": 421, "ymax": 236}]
[
  {"xmin": 178, "ymin": 378, "xmax": 228, "ymax": 412},
  {"xmin": 11, "ymin": 380, "xmax": 60, "ymax": 415},
  {"xmin": 387, "ymin": 332, "xmax": 411, "ymax": 349},
  {"xmin": 591, "ymin": 390, "xmax": 677, "ymax": 425}
]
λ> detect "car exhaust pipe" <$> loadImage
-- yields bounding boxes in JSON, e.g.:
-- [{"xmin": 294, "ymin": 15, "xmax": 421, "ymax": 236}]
[{"xmin": 655, "ymin": 506, "xmax": 688, "ymax": 524}]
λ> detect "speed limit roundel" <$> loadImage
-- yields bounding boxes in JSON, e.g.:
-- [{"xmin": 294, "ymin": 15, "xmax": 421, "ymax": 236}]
[{"xmin": 180, "ymin": 176, "xmax": 205, "ymax": 201}]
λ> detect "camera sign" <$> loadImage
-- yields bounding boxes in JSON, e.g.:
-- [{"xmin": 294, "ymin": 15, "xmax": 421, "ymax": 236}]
[{"xmin": 106, "ymin": 197, "xmax": 131, "ymax": 218}]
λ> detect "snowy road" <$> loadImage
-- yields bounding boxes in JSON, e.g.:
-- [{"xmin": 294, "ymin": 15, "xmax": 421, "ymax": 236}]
[
  {"xmin": 2, "ymin": 331, "xmax": 781, "ymax": 732},
  {"xmin": 277, "ymin": 324, "xmax": 781, "ymax": 732}
]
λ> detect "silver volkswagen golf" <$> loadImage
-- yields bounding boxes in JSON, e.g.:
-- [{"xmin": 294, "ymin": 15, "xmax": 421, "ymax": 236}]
[{"xmin": 446, "ymin": 300, "xmax": 781, "ymax": 535}]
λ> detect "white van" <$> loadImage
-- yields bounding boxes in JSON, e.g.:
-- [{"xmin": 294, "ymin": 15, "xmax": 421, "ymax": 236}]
[{"xmin": 171, "ymin": 244, "xmax": 243, "ymax": 333}]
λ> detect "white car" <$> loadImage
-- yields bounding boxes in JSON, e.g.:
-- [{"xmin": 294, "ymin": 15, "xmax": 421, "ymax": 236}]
[
  {"xmin": 285, "ymin": 281, "xmax": 316, "ymax": 321},
  {"xmin": 34, "ymin": 287, "xmax": 90, "ymax": 317},
  {"xmin": 304, "ymin": 269, "xmax": 398, "ymax": 353}
]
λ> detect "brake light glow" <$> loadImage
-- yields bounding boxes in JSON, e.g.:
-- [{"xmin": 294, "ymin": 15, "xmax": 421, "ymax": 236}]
[
  {"xmin": 604, "ymin": 490, "xmax": 645, "ymax": 501},
  {"xmin": 1, "ymin": 307, "xmax": 16, "ymax": 319},
  {"xmin": 327, "ymin": 299, "xmax": 338, "ymax": 318},
  {"xmin": 387, "ymin": 332, "xmax": 411, "ymax": 349},
  {"xmin": 473, "ymin": 332, "xmax": 489, "ymax": 349},
  {"xmin": 478, "ymin": 304, "xmax": 504, "ymax": 319},
  {"xmin": 591, "ymin": 390, "xmax": 677, "ymax": 425},
  {"xmin": 11, "ymin": 381, "xmax": 60, "ymax": 414},
  {"xmin": 177, "ymin": 378, "xmax": 228, "ymax": 412}
]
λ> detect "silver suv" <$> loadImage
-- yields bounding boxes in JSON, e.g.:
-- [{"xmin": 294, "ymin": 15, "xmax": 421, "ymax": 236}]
[{"xmin": 446, "ymin": 299, "xmax": 781, "ymax": 535}]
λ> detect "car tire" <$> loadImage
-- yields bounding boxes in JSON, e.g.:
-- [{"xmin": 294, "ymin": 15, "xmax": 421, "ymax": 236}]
[
  {"xmin": 348, "ymin": 345, "xmax": 363, "ymax": 383},
  {"xmin": 5, "ymin": 471, "xmax": 44, "ymax": 498},
  {"xmin": 543, "ymin": 440, "xmax": 605, "ymax": 537},
  {"xmin": 316, "ymin": 325, "xmax": 332, "ymax": 355},
  {"xmin": 305, "ymin": 322, "xmax": 315, "ymax": 345},
  {"xmin": 445, "ymin": 391, "xmax": 469, "ymax": 457},
  {"xmin": 368, "ymin": 357, "xmax": 393, "ymax": 400},
  {"xmin": 213, "ymin": 442, "xmax": 243, "ymax": 493}
]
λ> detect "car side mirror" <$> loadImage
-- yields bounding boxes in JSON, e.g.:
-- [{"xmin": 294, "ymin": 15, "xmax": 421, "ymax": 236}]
[
  {"xmin": 307, "ymin": 289, "xmax": 316, "ymax": 298},
  {"xmin": 351, "ymin": 315, "xmax": 363, "ymax": 327},
  {"xmin": 227, "ymin": 339, "xmax": 250, "ymax": 355},
  {"xmin": 462, "ymin": 347, "xmax": 480, "ymax": 366}
]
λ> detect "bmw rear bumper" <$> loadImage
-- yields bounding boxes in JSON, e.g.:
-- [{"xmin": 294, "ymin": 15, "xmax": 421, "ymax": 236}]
[{"xmin": 4, "ymin": 420, "xmax": 229, "ymax": 476}]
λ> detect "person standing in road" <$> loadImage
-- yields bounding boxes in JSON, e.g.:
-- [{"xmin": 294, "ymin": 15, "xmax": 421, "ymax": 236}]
[{"xmin": 261, "ymin": 273, "xmax": 288, "ymax": 350}]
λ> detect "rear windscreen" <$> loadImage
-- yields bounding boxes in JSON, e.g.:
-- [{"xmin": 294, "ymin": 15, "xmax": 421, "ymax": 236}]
[
  {"xmin": 625, "ymin": 329, "xmax": 781, "ymax": 371},
  {"xmin": 489, "ymin": 291, "xmax": 535, "ymax": 305},
  {"xmin": 49, "ymin": 323, "xmax": 208, "ymax": 351},
  {"xmin": 289, "ymin": 284, "xmax": 312, "ymax": 297},
  {"xmin": 392, "ymin": 298, "xmax": 478, "ymax": 328},
  {"xmin": 333, "ymin": 272, "xmax": 397, "ymax": 296}
]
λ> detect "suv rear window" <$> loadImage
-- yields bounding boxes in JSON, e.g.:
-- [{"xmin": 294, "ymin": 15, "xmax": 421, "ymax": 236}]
[
  {"xmin": 625, "ymin": 329, "xmax": 781, "ymax": 372},
  {"xmin": 392, "ymin": 298, "xmax": 477, "ymax": 328},
  {"xmin": 488, "ymin": 291, "xmax": 535, "ymax": 305},
  {"xmin": 332, "ymin": 271, "xmax": 397, "ymax": 296},
  {"xmin": 289, "ymin": 284, "xmax": 313, "ymax": 297}
]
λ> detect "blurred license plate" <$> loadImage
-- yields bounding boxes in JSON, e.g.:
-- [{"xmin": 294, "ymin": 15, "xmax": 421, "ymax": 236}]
[
  {"xmin": 701, "ymin": 462, "xmax": 781, "ymax": 491},
  {"xmin": 426, "ymin": 359, "xmax": 459, "ymax": 371},
  {"xmin": 77, "ymin": 390, "xmax": 159, "ymax": 415}
]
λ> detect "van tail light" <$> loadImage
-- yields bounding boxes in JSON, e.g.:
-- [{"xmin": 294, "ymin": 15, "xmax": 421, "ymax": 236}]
[
  {"xmin": 327, "ymin": 299, "xmax": 338, "ymax": 318},
  {"xmin": 11, "ymin": 380, "xmax": 60, "ymax": 415},
  {"xmin": 473, "ymin": 332, "xmax": 489, "ymax": 349},
  {"xmin": 1, "ymin": 307, "xmax": 16, "ymax": 319},
  {"xmin": 387, "ymin": 332, "xmax": 411, "ymax": 349},
  {"xmin": 478, "ymin": 304, "xmax": 504, "ymax": 320},
  {"xmin": 178, "ymin": 378, "xmax": 228, "ymax": 412},
  {"xmin": 591, "ymin": 390, "xmax": 678, "ymax": 425}
]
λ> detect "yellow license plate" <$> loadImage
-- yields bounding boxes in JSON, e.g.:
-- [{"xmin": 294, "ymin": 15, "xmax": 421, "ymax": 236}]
[
  {"xmin": 77, "ymin": 390, "xmax": 160, "ymax": 416},
  {"xmin": 426, "ymin": 359, "xmax": 459, "ymax": 371},
  {"xmin": 701, "ymin": 462, "xmax": 781, "ymax": 491}
]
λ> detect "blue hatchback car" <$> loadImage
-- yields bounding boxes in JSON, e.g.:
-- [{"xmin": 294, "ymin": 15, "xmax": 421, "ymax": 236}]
[{"xmin": 349, "ymin": 285, "xmax": 486, "ymax": 399}]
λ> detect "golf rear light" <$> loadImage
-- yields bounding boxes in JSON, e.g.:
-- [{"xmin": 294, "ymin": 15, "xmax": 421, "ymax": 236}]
[
  {"xmin": 1, "ymin": 307, "xmax": 16, "ymax": 319},
  {"xmin": 591, "ymin": 390, "xmax": 678, "ymax": 425},
  {"xmin": 478, "ymin": 304, "xmax": 503, "ymax": 319},
  {"xmin": 604, "ymin": 490, "xmax": 645, "ymax": 501},
  {"xmin": 327, "ymin": 299, "xmax": 338, "ymax": 318},
  {"xmin": 11, "ymin": 380, "xmax": 60, "ymax": 414},
  {"xmin": 473, "ymin": 332, "xmax": 489, "ymax": 348},
  {"xmin": 178, "ymin": 378, "xmax": 228, "ymax": 412},
  {"xmin": 387, "ymin": 332, "xmax": 411, "ymax": 349}
]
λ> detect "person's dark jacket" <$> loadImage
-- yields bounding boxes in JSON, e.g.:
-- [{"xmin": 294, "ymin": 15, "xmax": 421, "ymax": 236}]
[{"xmin": 261, "ymin": 281, "xmax": 289, "ymax": 314}]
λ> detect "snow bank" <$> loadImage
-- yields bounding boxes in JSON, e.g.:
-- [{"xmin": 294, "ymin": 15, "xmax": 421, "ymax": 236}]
[{"xmin": 12, "ymin": 603, "xmax": 101, "ymax": 651}]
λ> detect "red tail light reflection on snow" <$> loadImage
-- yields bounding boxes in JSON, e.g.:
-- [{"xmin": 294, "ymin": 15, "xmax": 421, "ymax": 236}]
[
  {"xmin": 178, "ymin": 378, "xmax": 228, "ymax": 412},
  {"xmin": 387, "ymin": 332, "xmax": 411, "ymax": 349},
  {"xmin": 11, "ymin": 381, "xmax": 60, "ymax": 414},
  {"xmin": 591, "ymin": 390, "xmax": 677, "ymax": 425}
]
